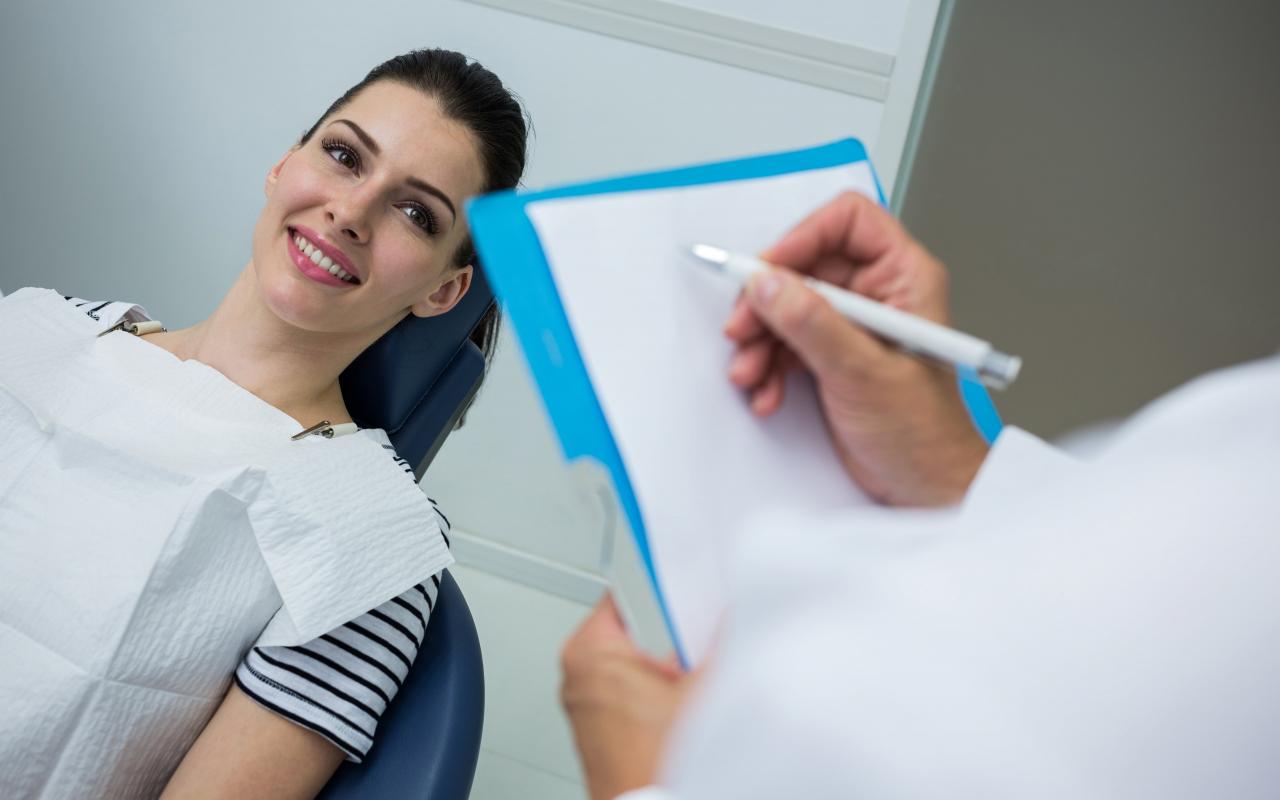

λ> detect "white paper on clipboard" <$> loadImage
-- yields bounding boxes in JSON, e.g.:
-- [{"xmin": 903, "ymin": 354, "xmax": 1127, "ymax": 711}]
[{"xmin": 526, "ymin": 162, "xmax": 880, "ymax": 665}]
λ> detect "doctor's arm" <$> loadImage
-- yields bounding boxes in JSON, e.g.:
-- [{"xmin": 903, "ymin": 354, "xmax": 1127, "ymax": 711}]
[{"xmin": 161, "ymin": 683, "xmax": 344, "ymax": 799}]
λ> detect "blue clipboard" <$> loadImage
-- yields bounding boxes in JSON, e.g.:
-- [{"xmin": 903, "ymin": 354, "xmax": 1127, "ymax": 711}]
[{"xmin": 467, "ymin": 138, "xmax": 1004, "ymax": 657}]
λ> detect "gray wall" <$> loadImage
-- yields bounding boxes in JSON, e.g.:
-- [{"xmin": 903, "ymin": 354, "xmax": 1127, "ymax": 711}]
[{"xmin": 903, "ymin": 0, "xmax": 1280, "ymax": 436}]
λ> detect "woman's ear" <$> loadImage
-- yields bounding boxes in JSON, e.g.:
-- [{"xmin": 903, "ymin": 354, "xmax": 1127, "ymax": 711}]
[
  {"xmin": 265, "ymin": 146, "xmax": 301, "ymax": 197},
  {"xmin": 411, "ymin": 266, "xmax": 473, "ymax": 318}
]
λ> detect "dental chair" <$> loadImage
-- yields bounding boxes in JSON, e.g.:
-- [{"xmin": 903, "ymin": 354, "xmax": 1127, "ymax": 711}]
[{"xmin": 318, "ymin": 270, "xmax": 494, "ymax": 800}]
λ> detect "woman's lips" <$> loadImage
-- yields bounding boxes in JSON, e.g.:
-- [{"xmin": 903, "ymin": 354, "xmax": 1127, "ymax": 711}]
[
  {"xmin": 291, "ymin": 224, "xmax": 359, "ymax": 278},
  {"xmin": 287, "ymin": 229, "xmax": 357, "ymax": 288}
]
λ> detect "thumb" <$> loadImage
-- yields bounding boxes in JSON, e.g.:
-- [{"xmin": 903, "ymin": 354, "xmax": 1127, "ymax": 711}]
[{"xmin": 745, "ymin": 269, "xmax": 884, "ymax": 378}]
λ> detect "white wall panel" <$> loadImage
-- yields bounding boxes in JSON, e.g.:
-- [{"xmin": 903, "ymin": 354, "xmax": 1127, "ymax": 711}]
[
  {"xmin": 673, "ymin": 0, "xmax": 911, "ymax": 53},
  {"xmin": 467, "ymin": 0, "xmax": 894, "ymax": 99}
]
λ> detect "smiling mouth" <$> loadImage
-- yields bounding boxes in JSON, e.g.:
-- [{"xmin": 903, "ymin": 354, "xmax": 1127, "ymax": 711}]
[{"xmin": 289, "ymin": 228, "xmax": 360, "ymax": 284}]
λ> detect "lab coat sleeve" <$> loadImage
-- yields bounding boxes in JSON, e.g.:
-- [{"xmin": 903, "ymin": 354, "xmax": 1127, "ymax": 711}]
[
  {"xmin": 651, "ymin": 356, "xmax": 1280, "ymax": 799},
  {"xmin": 617, "ymin": 428, "xmax": 1079, "ymax": 800},
  {"xmin": 961, "ymin": 425, "xmax": 1080, "ymax": 517}
]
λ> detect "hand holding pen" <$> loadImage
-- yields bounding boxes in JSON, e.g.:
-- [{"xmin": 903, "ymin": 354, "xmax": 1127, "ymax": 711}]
[{"xmin": 717, "ymin": 191, "xmax": 992, "ymax": 507}]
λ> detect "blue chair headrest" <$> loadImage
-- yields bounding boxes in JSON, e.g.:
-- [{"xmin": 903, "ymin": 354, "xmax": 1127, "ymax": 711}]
[{"xmin": 340, "ymin": 267, "xmax": 493, "ymax": 472}]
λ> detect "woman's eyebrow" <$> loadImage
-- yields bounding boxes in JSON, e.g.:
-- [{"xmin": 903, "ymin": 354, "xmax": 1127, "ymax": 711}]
[
  {"xmin": 330, "ymin": 118, "xmax": 458, "ymax": 223},
  {"xmin": 332, "ymin": 119, "xmax": 382, "ymax": 155},
  {"xmin": 404, "ymin": 177, "xmax": 457, "ymax": 224}
]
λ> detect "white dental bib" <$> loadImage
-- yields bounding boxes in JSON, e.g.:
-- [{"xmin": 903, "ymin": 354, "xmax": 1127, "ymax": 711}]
[{"xmin": 0, "ymin": 288, "xmax": 452, "ymax": 798}]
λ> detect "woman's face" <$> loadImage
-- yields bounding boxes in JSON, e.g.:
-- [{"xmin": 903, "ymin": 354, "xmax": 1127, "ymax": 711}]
[{"xmin": 252, "ymin": 80, "xmax": 485, "ymax": 337}]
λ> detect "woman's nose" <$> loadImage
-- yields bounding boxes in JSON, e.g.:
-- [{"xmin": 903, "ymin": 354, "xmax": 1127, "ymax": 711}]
[{"xmin": 325, "ymin": 191, "xmax": 374, "ymax": 244}]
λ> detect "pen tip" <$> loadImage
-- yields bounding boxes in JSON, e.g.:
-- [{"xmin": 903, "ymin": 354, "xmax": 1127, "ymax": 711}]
[{"xmin": 689, "ymin": 243, "xmax": 728, "ymax": 264}]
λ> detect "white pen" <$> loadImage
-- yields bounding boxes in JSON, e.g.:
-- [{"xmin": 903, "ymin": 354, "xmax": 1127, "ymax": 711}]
[{"xmin": 690, "ymin": 244, "xmax": 1022, "ymax": 390}]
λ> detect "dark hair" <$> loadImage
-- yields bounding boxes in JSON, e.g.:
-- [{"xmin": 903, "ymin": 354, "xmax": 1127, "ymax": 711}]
[{"xmin": 300, "ymin": 48, "xmax": 529, "ymax": 377}]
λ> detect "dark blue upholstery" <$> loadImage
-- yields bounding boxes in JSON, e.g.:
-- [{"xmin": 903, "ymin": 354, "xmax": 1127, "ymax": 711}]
[
  {"xmin": 321, "ymin": 270, "xmax": 493, "ymax": 799},
  {"xmin": 340, "ymin": 268, "xmax": 494, "ymax": 480},
  {"xmin": 318, "ymin": 572, "xmax": 483, "ymax": 800}
]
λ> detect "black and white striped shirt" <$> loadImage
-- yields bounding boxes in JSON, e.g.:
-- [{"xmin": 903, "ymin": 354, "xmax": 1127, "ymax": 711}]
[
  {"xmin": 234, "ymin": 502, "xmax": 450, "ymax": 761},
  {"xmin": 64, "ymin": 295, "xmax": 451, "ymax": 761}
]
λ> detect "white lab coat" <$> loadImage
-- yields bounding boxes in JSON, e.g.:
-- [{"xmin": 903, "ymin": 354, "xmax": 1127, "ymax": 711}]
[{"xmin": 624, "ymin": 353, "xmax": 1280, "ymax": 799}]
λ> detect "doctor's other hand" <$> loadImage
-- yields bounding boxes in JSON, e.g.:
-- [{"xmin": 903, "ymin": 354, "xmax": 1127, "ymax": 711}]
[
  {"xmin": 561, "ymin": 594, "xmax": 695, "ymax": 800},
  {"xmin": 724, "ymin": 191, "xmax": 988, "ymax": 506}
]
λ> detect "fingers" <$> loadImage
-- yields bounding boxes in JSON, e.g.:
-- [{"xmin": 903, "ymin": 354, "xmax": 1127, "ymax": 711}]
[
  {"xmin": 725, "ymin": 192, "xmax": 940, "ymax": 417},
  {"xmin": 727, "ymin": 336, "xmax": 775, "ymax": 389},
  {"xmin": 761, "ymin": 191, "xmax": 906, "ymax": 275},
  {"xmin": 726, "ymin": 328, "xmax": 797, "ymax": 416},
  {"xmin": 653, "ymin": 652, "xmax": 684, "ymax": 680},
  {"xmin": 579, "ymin": 592, "xmax": 627, "ymax": 640},
  {"xmin": 562, "ymin": 592, "xmax": 696, "ymax": 702},
  {"xmin": 562, "ymin": 593, "xmax": 631, "ymax": 670},
  {"xmin": 723, "ymin": 293, "xmax": 764, "ymax": 342},
  {"xmin": 749, "ymin": 368, "xmax": 786, "ymax": 416},
  {"xmin": 726, "ymin": 248, "xmax": 902, "ymax": 344},
  {"xmin": 564, "ymin": 593, "xmax": 682, "ymax": 667},
  {"xmin": 744, "ymin": 269, "xmax": 886, "ymax": 380}
]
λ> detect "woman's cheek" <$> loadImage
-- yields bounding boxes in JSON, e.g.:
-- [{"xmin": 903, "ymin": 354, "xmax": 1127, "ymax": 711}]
[
  {"xmin": 375, "ymin": 231, "xmax": 430, "ymax": 282},
  {"xmin": 381, "ymin": 248, "xmax": 426, "ymax": 294},
  {"xmin": 281, "ymin": 171, "xmax": 331, "ymax": 207}
]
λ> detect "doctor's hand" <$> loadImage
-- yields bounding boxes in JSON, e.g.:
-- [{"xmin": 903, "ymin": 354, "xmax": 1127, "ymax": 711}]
[
  {"xmin": 561, "ymin": 594, "xmax": 696, "ymax": 800},
  {"xmin": 724, "ymin": 191, "xmax": 988, "ymax": 506}
]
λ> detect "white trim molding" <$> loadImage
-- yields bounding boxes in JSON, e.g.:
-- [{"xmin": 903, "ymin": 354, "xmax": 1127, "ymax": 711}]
[
  {"xmin": 449, "ymin": 528, "xmax": 610, "ymax": 606},
  {"xmin": 464, "ymin": 0, "xmax": 895, "ymax": 100}
]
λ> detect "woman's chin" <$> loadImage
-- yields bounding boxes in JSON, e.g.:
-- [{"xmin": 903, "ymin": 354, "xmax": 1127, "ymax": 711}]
[{"xmin": 259, "ymin": 273, "xmax": 347, "ymax": 332}]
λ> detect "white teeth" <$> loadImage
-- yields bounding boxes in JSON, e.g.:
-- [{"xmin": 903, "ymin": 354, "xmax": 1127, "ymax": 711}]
[{"xmin": 293, "ymin": 230, "xmax": 356, "ymax": 283}]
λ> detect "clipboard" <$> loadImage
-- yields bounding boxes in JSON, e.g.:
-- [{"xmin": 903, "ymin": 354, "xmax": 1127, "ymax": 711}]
[{"xmin": 467, "ymin": 138, "xmax": 1004, "ymax": 660}]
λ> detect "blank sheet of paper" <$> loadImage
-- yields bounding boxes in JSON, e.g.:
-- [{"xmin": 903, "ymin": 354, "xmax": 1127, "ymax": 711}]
[{"xmin": 527, "ymin": 162, "xmax": 879, "ymax": 664}]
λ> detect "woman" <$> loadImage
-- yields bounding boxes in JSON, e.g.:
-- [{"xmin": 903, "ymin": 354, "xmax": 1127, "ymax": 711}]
[{"xmin": 0, "ymin": 48, "xmax": 528, "ymax": 798}]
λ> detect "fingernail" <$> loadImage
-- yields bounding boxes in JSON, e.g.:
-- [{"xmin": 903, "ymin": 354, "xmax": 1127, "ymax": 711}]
[{"xmin": 751, "ymin": 272, "xmax": 782, "ymax": 305}]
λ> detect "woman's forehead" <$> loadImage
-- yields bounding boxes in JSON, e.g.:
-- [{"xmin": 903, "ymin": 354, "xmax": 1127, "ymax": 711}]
[{"xmin": 330, "ymin": 81, "xmax": 483, "ymax": 200}]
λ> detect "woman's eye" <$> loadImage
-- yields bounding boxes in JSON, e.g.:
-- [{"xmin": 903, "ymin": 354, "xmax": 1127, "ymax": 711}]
[
  {"xmin": 401, "ymin": 204, "xmax": 440, "ymax": 235},
  {"xmin": 321, "ymin": 139, "xmax": 360, "ymax": 171}
]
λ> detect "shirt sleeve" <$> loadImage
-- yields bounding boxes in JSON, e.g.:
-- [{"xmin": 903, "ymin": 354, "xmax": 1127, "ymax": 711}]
[
  {"xmin": 235, "ymin": 505, "xmax": 451, "ymax": 761},
  {"xmin": 961, "ymin": 425, "xmax": 1080, "ymax": 518},
  {"xmin": 61, "ymin": 295, "xmax": 152, "ymax": 332}
]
